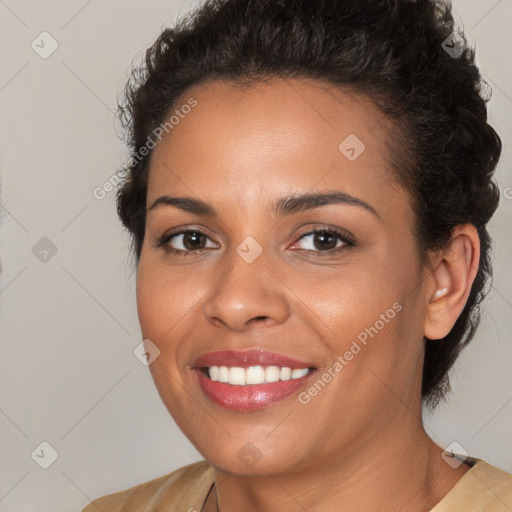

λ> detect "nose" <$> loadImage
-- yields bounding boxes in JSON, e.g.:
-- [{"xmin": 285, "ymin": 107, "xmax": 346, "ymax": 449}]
[{"xmin": 202, "ymin": 247, "xmax": 291, "ymax": 332}]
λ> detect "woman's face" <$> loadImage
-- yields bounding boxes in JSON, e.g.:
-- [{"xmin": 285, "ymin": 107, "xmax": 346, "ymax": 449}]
[{"xmin": 137, "ymin": 78, "xmax": 431, "ymax": 475}]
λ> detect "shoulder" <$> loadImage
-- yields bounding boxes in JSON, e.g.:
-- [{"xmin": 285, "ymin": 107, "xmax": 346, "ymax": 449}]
[
  {"xmin": 433, "ymin": 458, "xmax": 512, "ymax": 511},
  {"xmin": 81, "ymin": 459, "xmax": 215, "ymax": 512},
  {"xmin": 471, "ymin": 460, "xmax": 512, "ymax": 509}
]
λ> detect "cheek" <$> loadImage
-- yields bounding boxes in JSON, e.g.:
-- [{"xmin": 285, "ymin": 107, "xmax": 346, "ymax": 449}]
[
  {"xmin": 136, "ymin": 265, "xmax": 162, "ymax": 338},
  {"xmin": 135, "ymin": 260, "xmax": 215, "ymax": 360},
  {"xmin": 136, "ymin": 260, "xmax": 188, "ymax": 332},
  {"xmin": 136, "ymin": 266, "xmax": 178, "ymax": 351},
  {"xmin": 292, "ymin": 249, "xmax": 421, "ymax": 368},
  {"xmin": 287, "ymin": 259, "xmax": 404, "ymax": 335}
]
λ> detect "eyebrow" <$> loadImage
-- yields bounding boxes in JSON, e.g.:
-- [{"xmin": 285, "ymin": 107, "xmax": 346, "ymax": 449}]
[{"xmin": 147, "ymin": 191, "xmax": 379, "ymax": 219}]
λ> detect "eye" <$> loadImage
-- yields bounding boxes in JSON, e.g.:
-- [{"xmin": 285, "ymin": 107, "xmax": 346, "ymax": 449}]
[
  {"xmin": 291, "ymin": 228, "xmax": 355, "ymax": 254},
  {"xmin": 155, "ymin": 226, "xmax": 355, "ymax": 257},
  {"xmin": 156, "ymin": 229, "xmax": 218, "ymax": 256}
]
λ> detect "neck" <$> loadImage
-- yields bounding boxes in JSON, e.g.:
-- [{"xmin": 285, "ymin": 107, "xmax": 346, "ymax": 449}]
[{"xmin": 206, "ymin": 422, "xmax": 470, "ymax": 512}]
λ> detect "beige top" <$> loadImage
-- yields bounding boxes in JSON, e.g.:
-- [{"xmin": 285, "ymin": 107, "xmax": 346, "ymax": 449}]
[{"xmin": 82, "ymin": 457, "xmax": 512, "ymax": 511}]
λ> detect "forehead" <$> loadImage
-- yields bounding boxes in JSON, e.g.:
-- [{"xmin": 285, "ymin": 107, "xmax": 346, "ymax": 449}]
[{"xmin": 147, "ymin": 78, "xmax": 407, "ymax": 217}]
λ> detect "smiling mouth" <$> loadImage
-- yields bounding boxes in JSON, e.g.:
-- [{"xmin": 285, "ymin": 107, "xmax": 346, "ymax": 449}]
[{"xmin": 199, "ymin": 365, "xmax": 316, "ymax": 386}]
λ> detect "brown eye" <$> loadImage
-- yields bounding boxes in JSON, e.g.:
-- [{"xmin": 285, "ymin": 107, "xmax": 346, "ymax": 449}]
[
  {"xmin": 177, "ymin": 231, "xmax": 208, "ymax": 251},
  {"xmin": 293, "ymin": 228, "xmax": 355, "ymax": 254},
  {"xmin": 157, "ymin": 229, "xmax": 217, "ymax": 255},
  {"xmin": 312, "ymin": 230, "xmax": 338, "ymax": 250}
]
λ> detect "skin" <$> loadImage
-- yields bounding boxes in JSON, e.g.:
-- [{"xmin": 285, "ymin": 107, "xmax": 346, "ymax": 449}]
[{"xmin": 136, "ymin": 78, "xmax": 480, "ymax": 512}]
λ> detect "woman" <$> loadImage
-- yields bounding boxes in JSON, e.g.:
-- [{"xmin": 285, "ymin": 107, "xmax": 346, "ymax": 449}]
[{"xmin": 83, "ymin": 0, "xmax": 511, "ymax": 510}]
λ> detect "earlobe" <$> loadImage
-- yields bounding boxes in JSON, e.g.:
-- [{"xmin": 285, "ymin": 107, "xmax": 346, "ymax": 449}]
[{"xmin": 424, "ymin": 224, "xmax": 480, "ymax": 340}]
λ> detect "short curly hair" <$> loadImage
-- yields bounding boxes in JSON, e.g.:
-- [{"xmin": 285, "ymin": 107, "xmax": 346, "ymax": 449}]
[{"xmin": 115, "ymin": 0, "xmax": 501, "ymax": 408}]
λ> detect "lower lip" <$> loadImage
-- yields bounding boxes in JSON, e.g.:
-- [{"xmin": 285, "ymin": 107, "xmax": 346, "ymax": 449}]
[{"xmin": 194, "ymin": 368, "xmax": 316, "ymax": 412}]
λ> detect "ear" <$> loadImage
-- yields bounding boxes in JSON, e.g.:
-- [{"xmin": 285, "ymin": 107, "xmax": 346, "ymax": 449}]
[{"xmin": 424, "ymin": 224, "xmax": 480, "ymax": 341}]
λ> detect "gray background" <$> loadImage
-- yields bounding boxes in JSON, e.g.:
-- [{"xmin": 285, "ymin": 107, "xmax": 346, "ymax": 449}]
[{"xmin": 0, "ymin": 1, "xmax": 511, "ymax": 510}]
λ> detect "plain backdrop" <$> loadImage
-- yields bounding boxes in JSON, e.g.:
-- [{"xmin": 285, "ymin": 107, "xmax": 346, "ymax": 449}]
[{"xmin": 0, "ymin": 0, "xmax": 511, "ymax": 510}]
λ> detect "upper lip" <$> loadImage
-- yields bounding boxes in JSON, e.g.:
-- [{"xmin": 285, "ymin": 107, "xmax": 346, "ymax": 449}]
[{"xmin": 192, "ymin": 349, "xmax": 316, "ymax": 369}]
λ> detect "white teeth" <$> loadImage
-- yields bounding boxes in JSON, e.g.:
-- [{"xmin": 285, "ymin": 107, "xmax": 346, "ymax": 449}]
[
  {"xmin": 228, "ymin": 367, "xmax": 246, "ymax": 385},
  {"xmin": 280, "ymin": 367, "xmax": 292, "ymax": 381},
  {"xmin": 209, "ymin": 366, "xmax": 219, "ymax": 381},
  {"xmin": 218, "ymin": 366, "xmax": 229, "ymax": 383},
  {"xmin": 245, "ymin": 366, "xmax": 265, "ymax": 384},
  {"xmin": 291, "ymin": 368, "xmax": 309, "ymax": 379},
  {"xmin": 264, "ymin": 365, "xmax": 280, "ymax": 383},
  {"xmin": 207, "ymin": 365, "xmax": 312, "ymax": 385}
]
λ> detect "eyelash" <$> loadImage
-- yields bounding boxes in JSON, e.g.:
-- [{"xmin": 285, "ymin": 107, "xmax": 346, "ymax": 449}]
[{"xmin": 154, "ymin": 227, "xmax": 355, "ymax": 257}]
